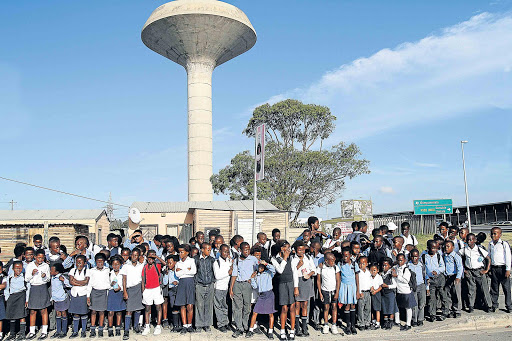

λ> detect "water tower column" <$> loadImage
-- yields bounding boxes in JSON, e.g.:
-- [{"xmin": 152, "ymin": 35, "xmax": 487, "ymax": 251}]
[{"xmin": 186, "ymin": 59, "xmax": 214, "ymax": 201}]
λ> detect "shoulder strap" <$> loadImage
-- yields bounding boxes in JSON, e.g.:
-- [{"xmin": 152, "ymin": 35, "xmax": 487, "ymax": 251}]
[{"xmin": 421, "ymin": 253, "xmax": 426, "ymax": 265}]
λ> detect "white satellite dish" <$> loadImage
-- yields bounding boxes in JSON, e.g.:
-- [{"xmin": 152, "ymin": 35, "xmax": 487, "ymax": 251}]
[{"xmin": 128, "ymin": 207, "xmax": 141, "ymax": 230}]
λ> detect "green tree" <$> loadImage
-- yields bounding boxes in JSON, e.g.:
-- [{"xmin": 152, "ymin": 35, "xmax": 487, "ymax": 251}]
[{"xmin": 211, "ymin": 99, "xmax": 370, "ymax": 221}]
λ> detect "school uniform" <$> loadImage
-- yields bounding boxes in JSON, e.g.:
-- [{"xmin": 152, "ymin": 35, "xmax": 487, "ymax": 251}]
[
  {"xmin": 142, "ymin": 263, "xmax": 164, "ymax": 305},
  {"xmin": 318, "ymin": 263, "xmax": 340, "ymax": 305},
  {"xmin": 251, "ymin": 264, "xmax": 277, "ymax": 315},
  {"xmin": 322, "ymin": 238, "xmax": 342, "ymax": 253},
  {"xmin": 368, "ymin": 246, "xmax": 392, "ymax": 267},
  {"xmin": 68, "ymin": 268, "xmax": 90, "ymax": 316},
  {"xmin": 107, "ymin": 270, "xmax": 126, "ymax": 312},
  {"xmin": 400, "ymin": 234, "xmax": 418, "ymax": 247},
  {"xmin": 213, "ymin": 257, "xmax": 231, "ymax": 329},
  {"xmin": 380, "ymin": 270, "xmax": 398, "ymax": 315},
  {"xmin": 338, "ymin": 261, "xmax": 359, "ymax": 305},
  {"xmin": 459, "ymin": 245, "xmax": 492, "ymax": 310},
  {"xmin": 25, "ymin": 261, "xmax": 51, "ymax": 310},
  {"xmin": 162, "ymin": 269, "xmax": 180, "ymax": 329},
  {"xmin": 194, "ymin": 254, "xmax": 215, "ymax": 328},
  {"xmin": 408, "ymin": 262, "xmax": 426, "ymax": 323},
  {"xmin": 310, "ymin": 252, "xmax": 324, "ymax": 328},
  {"xmin": 423, "ymin": 253, "xmax": 448, "ymax": 317},
  {"xmin": 357, "ymin": 268, "xmax": 372, "ymax": 328},
  {"xmin": 443, "ymin": 251, "xmax": 463, "ymax": 314},
  {"xmin": 292, "ymin": 255, "xmax": 316, "ymax": 302},
  {"xmin": 5, "ymin": 273, "xmax": 29, "ymax": 320},
  {"xmin": 488, "ymin": 239, "xmax": 512, "ymax": 311},
  {"xmin": 0, "ymin": 273, "xmax": 6, "ymax": 321},
  {"xmin": 87, "ymin": 267, "xmax": 110, "ymax": 311},
  {"xmin": 395, "ymin": 265, "xmax": 417, "ymax": 309},
  {"xmin": 231, "ymin": 255, "xmax": 258, "ymax": 332},
  {"xmin": 174, "ymin": 257, "xmax": 197, "ymax": 306},
  {"xmin": 45, "ymin": 250, "xmax": 66, "ymax": 268},
  {"xmin": 51, "ymin": 274, "xmax": 71, "ymax": 312},
  {"xmin": 271, "ymin": 255, "xmax": 295, "ymax": 306},
  {"xmin": 369, "ymin": 274, "xmax": 383, "ymax": 313},
  {"xmin": 120, "ymin": 261, "xmax": 144, "ymax": 312}
]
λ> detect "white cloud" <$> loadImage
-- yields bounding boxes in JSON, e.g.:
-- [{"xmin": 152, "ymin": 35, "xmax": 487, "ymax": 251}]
[
  {"xmin": 380, "ymin": 186, "xmax": 395, "ymax": 194},
  {"xmin": 263, "ymin": 12, "xmax": 512, "ymax": 142}
]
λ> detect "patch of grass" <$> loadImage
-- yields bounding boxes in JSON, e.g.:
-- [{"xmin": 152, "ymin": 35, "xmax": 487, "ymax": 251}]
[{"xmin": 407, "ymin": 232, "xmax": 512, "ymax": 252}]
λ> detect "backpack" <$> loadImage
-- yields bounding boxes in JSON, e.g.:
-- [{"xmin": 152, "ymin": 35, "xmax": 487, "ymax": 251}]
[
  {"xmin": 476, "ymin": 246, "xmax": 490, "ymax": 269},
  {"xmin": 421, "ymin": 253, "xmax": 442, "ymax": 269},
  {"xmin": 143, "ymin": 264, "xmax": 162, "ymax": 286},
  {"xmin": 405, "ymin": 266, "xmax": 417, "ymax": 292}
]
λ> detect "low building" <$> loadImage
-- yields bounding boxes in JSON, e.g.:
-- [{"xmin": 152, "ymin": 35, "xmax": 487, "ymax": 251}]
[
  {"xmin": 0, "ymin": 209, "xmax": 109, "ymax": 261},
  {"xmin": 130, "ymin": 200, "xmax": 289, "ymax": 245}
]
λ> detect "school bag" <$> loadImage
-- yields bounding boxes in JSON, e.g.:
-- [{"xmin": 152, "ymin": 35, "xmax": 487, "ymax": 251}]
[
  {"xmin": 404, "ymin": 266, "xmax": 417, "ymax": 292},
  {"xmin": 421, "ymin": 253, "xmax": 442, "ymax": 270},
  {"xmin": 143, "ymin": 264, "xmax": 162, "ymax": 286}
]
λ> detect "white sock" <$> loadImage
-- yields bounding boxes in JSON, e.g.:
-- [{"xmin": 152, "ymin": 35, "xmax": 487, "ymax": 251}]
[
  {"xmin": 254, "ymin": 321, "xmax": 258, "ymax": 328},
  {"xmin": 139, "ymin": 315, "xmax": 143, "ymax": 325},
  {"xmin": 145, "ymin": 324, "xmax": 150, "ymax": 328},
  {"xmin": 30, "ymin": 326, "xmax": 36, "ymax": 334},
  {"xmin": 375, "ymin": 321, "xmax": 380, "ymax": 326},
  {"xmin": 395, "ymin": 312, "xmax": 400, "ymax": 324},
  {"xmin": 406, "ymin": 309, "xmax": 412, "ymax": 326},
  {"xmin": 42, "ymin": 325, "xmax": 48, "ymax": 334},
  {"xmin": 249, "ymin": 328, "xmax": 254, "ymax": 332},
  {"xmin": 280, "ymin": 329, "xmax": 286, "ymax": 334}
]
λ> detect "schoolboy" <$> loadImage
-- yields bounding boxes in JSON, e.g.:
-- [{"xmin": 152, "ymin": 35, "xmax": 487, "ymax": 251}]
[
  {"xmin": 254, "ymin": 233, "xmax": 270, "ymax": 262},
  {"xmin": 121, "ymin": 248, "xmax": 144, "ymax": 340},
  {"xmin": 141, "ymin": 250, "xmax": 164, "ymax": 336},
  {"xmin": 390, "ymin": 236, "xmax": 406, "ymax": 263},
  {"xmin": 45, "ymin": 238, "xmax": 68, "ymax": 269},
  {"xmin": 400, "ymin": 222, "xmax": 418, "ymax": 247},
  {"xmin": 443, "ymin": 240, "xmax": 463, "ymax": 318},
  {"xmin": 213, "ymin": 244, "xmax": 232, "ymax": 333},
  {"xmin": 368, "ymin": 264, "xmax": 383, "ymax": 329},
  {"xmin": 163, "ymin": 255, "xmax": 181, "ymax": 332},
  {"xmin": 106, "ymin": 233, "xmax": 121, "ymax": 257},
  {"xmin": 317, "ymin": 252, "xmax": 340, "ymax": 335},
  {"xmin": 194, "ymin": 243, "xmax": 215, "ymax": 332},
  {"xmin": 230, "ymin": 235, "xmax": 244, "ymax": 260},
  {"xmin": 368, "ymin": 236, "xmax": 391, "ymax": 266},
  {"xmin": 458, "ymin": 233, "xmax": 492, "ymax": 312},
  {"xmin": 5, "ymin": 261, "xmax": 29, "ymax": 341},
  {"xmin": 423, "ymin": 240, "xmax": 447, "ymax": 321},
  {"xmin": 488, "ymin": 227, "xmax": 512, "ymax": 313},
  {"xmin": 434, "ymin": 222, "xmax": 450, "ymax": 241},
  {"xmin": 25, "ymin": 249, "xmax": 51, "ymax": 340},
  {"xmin": 32, "ymin": 235, "xmax": 45, "ymax": 252},
  {"xmin": 357, "ymin": 256, "xmax": 372, "ymax": 330},
  {"xmin": 229, "ymin": 242, "xmax": 258, "ymax": 338},
  {"xmin": 194, "ymin": 232, "xmax": 205, "ymax": 250},
  {"xmin": 408, "ymin": 249, "xmax": 426, "ymax": 326},
  {"xmin": 87, "ymin": 253, "xmax": 110, "ymax": 337}
]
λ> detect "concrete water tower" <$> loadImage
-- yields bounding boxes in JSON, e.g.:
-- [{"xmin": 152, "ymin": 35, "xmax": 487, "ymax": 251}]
[{"xmin": 141, "ymin": 0, "xmax": 257, "ymax": 201}]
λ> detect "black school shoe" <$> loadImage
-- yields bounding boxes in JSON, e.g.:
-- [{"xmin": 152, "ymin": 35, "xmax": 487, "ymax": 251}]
[
  {"xmin": 25, "ymin": 334, "xmax": 36, "ymax": 341},
  {"xmin": 122, "ymin": 330, "xmax": 129, "ymax": 341},
  {"xmin": 267, "ymin": 332, "xmax": 274, "ymax": 340},
  {"xmin": 400, "ymin": 325, "xmax": 411, "ymax": 332},
  {"xmin": 232, "ymin": 329, "xmax": 243, "ymax": 338},
  {"xmin": 245, "ymin": 331, "xmax": 254, "ymax": 338},
  {"xmin": 37, "ymin": 334, "xmax": 48, "ymax": 340}
]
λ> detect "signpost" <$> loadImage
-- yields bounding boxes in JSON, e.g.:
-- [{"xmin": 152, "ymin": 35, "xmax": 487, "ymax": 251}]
[{"xmin": 414, "ymin": 199, "xmax": 453, "ymax": 215}]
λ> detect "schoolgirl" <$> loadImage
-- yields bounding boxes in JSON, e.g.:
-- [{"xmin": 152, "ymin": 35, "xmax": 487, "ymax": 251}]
[
  {"xmin": 368, "ymin": 264, "xmax": 383, "ymax": 329},
  {"xmin": 246, "ymin": 262, "xmax": 276, "ymax": 339},
  {"xmin": 107, "ymin": 255, "xmax": 125, "ymax": 337},
  {"xmin": 317, "ymin": 252, "xmax": 340, "ymax": 335},
  {"xmin": 68, "ymin": 255, "xmax": 90, "ymax": 338},
  {"xmin": 338, "ymin": 247, "xmax": 360, "ymax": 335},
  {"xmin": 394, "ymin": 253, "xmax": 417, "ymax": 331},
  {"xmin": 25, "ymin": 249, "xmax": 51, "ymax": 340},
  {"xmin": 163, "ymin": 255, "xmax": 181, "ymax": 332},
  {"xmin": 87, "ymin": 253, "xmax": 110, "ymax": 338},
  {"xmin": 380, "ymin": 257, "xmax": 398, "ymax": 330},
  {"xmin": 322, "ymin": 228, "xmax": 343, "ymax": 253},
  {"xmin": 291, "ymin": 241, "xmax": 316, "ymax": 337},
  {"xmin": 160, "ymin": 236, "xmax": 178, "ymax": 329},
  {"xmin": 174, "ymin": 244, "xmax": 197, "ymax": 334},
  {"xmin": 121, "ymin": 248, "xmax": 144, "ymax": 340},
  {"xmin": 5, "ymin": 261, "xmax": 29, "ymax": 341},
  {"xmin": 49, "ymin": 263, "xmax": 71, "ymax": 338}
]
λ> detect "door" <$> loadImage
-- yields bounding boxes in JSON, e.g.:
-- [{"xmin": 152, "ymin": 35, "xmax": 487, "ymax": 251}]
[{"xmin": 236, "ymin": 219, "xmax": 262, "ymax": 246}]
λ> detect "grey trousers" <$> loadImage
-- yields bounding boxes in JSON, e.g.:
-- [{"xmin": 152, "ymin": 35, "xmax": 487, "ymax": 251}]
[
  {"xmin": 490, "ymin": 266, "xmax": 512, "ymax": 310},
  {"xmin": 357, "ymin": 291, "xmax": 371, "ymax": 327},
  {"xmin": 195, "ymin": 283, "xmax": 214, "ymax": 328},
  {"xmin": 232, "ymin": 281, "xmax": 252, "ymax": 331},
  {"xmin": 466, "ymin": 269, "xmax": 491, "ymax": 309},
  {"xmin": 309, "ymin": 277, "xmax": 321, "ymax": 325},
  {"xmin": 214, "ymin": 289, "xmax": 229, "ymax": 328},
  {"xmin": 444, "ymin": 275, "xmax": 462, "ymax": 313},
  {"xmin": 428, "ymin": 275, "xmax": 448, "ymax": 317},
  {"xmin": 413, "ymin": 284, "xmax": 426, "ymax": 323}
]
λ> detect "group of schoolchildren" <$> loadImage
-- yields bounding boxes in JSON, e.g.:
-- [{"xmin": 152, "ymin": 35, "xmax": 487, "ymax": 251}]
[{"xmin": 0, "ymin": 217, "xmax": 511, "ymax": 341}]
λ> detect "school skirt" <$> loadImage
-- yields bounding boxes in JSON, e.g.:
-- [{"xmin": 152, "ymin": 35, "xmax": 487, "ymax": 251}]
[
  {"xmin": 54, "ymin": 296, "xmax": 70, "ymax": 312},
  {"xmin": 6, "ymin": 291, "xmax": 27, "ymax": 319},
  {"xmin": 68, "ymin": 295, "xmax": 88, "ymax": 315},
  {"xmin": 90, "ymin": 288, "xmax": 108, "ymax": 311},
  {"xmin": 168, "ymin": 286, "xmax": 178, "ymax": 308},
  {"xmin": 278, "ymin": 281, "xmax": 295, "ymax": 306},
  {"xmin": 162, "ymin": 285, "xmax": 169, "ymax": 298},
  {"xmin": 254, "ymin": 291, "xmax": 277, "ymax": 315},
  {"xmin": 0, "ymin": 295, "xmax": 6, "ymax": 320},
  {"xmin": 296, "ymin": 277, "xmax": 314, "ymax": 302},
  {"xmin": 381, "ymin": 289, "xmax": 398, "ymax": 315},
  {"xmin": 28, "ymin": 284, "xmax": 51, "ymax": 310},
  {"xmin": 126, "ymin": 285, "xmax": 144, "ymax": 312},
  {"xmin": 107, "ymin": 289, "xmax": 126, "ymax": 312},
  {"xmin": 396, "ymin": 292, "xmax": 417, "ymax": 309},
  {"xmin": 338, "ymin": 282, "xmax": 357, "ymax": 305},
  {"xmin": 371, "ymin": 292, "xmax": 382, "ymax": 311},
  {"xmin": 175, "ymin": 277, "xmax": 195, "ymax": 306}
]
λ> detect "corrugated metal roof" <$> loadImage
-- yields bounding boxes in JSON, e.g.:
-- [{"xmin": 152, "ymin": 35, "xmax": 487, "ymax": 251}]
[
  {"xmin": 0, "ymin": 209, "xmax": 106, "ymax": 221},
  {"xmin": 131, "ymin": 200, "xmax": 280, "ymax": 213}
]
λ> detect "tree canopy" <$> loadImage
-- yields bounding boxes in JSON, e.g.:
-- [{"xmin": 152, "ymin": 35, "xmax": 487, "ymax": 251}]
[{"xmin": 211, "ymin": 99, "xmax": 370, "ymax": 221}]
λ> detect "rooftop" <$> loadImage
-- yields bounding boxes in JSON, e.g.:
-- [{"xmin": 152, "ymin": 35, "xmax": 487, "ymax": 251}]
[
  {"xmin": 131, "ymin": 200, "xmax": 280, "ymax": 213},
  {"xmin": 0, "ymin": 209, "xmax": 107, "ymax": 221}
]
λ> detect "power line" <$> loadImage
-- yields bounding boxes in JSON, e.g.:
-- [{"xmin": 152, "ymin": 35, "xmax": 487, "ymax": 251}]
[{"xmin": 0, "ymin": 176, "xmax": 130, "ymax": 208}]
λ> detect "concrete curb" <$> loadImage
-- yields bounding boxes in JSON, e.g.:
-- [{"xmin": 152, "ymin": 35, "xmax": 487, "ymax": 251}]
[{"xmin": 419, "ymin": 314, "xmax": 512, "ymax": 333}]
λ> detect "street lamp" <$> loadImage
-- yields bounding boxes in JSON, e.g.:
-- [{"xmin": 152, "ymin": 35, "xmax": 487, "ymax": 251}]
[{"xmin": 461, "ymin": 140, "xmax": 471, "ymax": 232}]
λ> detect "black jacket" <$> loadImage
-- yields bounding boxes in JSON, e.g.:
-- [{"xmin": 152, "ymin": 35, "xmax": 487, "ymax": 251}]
[{"xmin": 194, "ymin": 255, "xmax": 215, "ymax": 285}]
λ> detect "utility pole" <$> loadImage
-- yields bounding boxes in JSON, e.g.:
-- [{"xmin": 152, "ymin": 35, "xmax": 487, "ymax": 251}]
[
  {"xmin": 1, "ymin": 200, "xmax": 17, "ymax": 210},
  {"xmin": 461, "ymin": 141, "xmax": 471, "ymax": 232}
]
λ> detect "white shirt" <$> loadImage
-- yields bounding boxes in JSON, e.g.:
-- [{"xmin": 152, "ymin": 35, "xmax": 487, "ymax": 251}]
[
  {"xmin": 459, "ymin": 245, "xmax": 488, "ymax": 269},
  {"xmin": 120, "ymin": 261, "xmax": 144, "ymax": 288},
  {"xmin": 401, "ymin": 234, "xmax": 418, "ymax": 246},
  {"xmin": 369, "ymin": 274, "xmax": 383, "ymax": 291},
  {"xmin": 25, "ymin": 262, "xmax": 50, "ymax": 286},
  {"xmin": 291, "ymin": 255, "xmax": 316, "ymax": 288},
  {"xmin": 109, "ymin": 270, "xmax": 124, "ymax": 291},
  {"xmin": 318, "ymin": 264, "xmax": 339, "ymax": 292},
  {"xmin": 488, "ymin": 239, "xmax": 512, "ymax": 271},
  {"xmin": 213, "ymin": 257, "xmax": 233, "ymax": 290},
  {"xmin": 175, "ymin": 257, "xmax": 197, "ymax": 279},
  {"xmin": 395, "ymin": 265, "xmax": 412, "ymax": 294},
  {"xmin": 322, "ymin": 239, "xmax": 342, "ymax": 253},
  {"xmin": 87, "ymin": 267, "xmax": 111, "ymax": 297},
  {"xmin": 69, "ymin": 268, "xmax": 90, "ymax": 297},
  {"xmin": 358, "ymin": 268, "xmax": 372, "ymax": 292}
]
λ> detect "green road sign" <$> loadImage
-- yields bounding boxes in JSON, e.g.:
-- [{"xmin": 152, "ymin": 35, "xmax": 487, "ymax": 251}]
[{"xmin": 413, "ymin": 199, "xmax": 453, "ymax": 215}]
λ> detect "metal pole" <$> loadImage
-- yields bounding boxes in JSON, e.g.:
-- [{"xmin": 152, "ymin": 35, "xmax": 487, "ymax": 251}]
[
  {"xmin": 252, "ymin": 134, "xmax": 257, "ymax": 245},
  {"xmin": 461, "ymin": 141, "xmax": 471, "ymax": 232}
]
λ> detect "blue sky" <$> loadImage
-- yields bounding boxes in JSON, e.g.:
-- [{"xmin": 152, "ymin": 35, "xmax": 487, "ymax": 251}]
[{"xmin": 1, "ymin": 0, "xmax": 511, "ymax": 220}]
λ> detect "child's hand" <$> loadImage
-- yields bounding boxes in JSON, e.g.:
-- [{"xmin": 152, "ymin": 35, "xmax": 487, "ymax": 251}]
[
  {"xmin": 41, "ymin": 272, "xmax": 46, "ymax": 278},
  {"xmin": 319, "ymin": 292, "xmax": 324, "ymax": 301},
  {"xmin": 455, "ymin": 278, "xmax": 461, "ymax": 284},
  {"xmin": 59, "ymin": 275, "xmax": 65, "ymax": 282},
  {"xmin": 187, "ymin": 267, "xmax": 191, "ymax": 271},
  {"xmin": 32, "ymin": 269, "xmax": 39, "ymax": 275},
  {"xmin": 260, "ymin": 260, "xmax": 267, "ymax": 266},
  {"xmin": 251, "ymin": 271, "xmax": 257, "ymax": 279},
  {"xmin": 431, "ymin": 271, "xmax": 437, "ymax": 276},
  {"xmin": 391, "ymin": 268, "xmax": 397, "ymax": 277},
  {"xmin": 123, "ymin": 292, "xmax": 128, "ymax": 300},
  {"xmin": 229, "ymin": 289, "xmax": 234, "ymax": 299},
  {"xmin": 87, "ymin": 298, "xmax": 91, "ymax": 306},
  {"xmin": 175, "ymin": 268, "xmax": 181, "ymax": 272},
  {"xmin": 294, "ymin": 287, "xmax": 299, "ymax": 297},
  {"xmin": 333, "ymin": 293, "xmax": 339, "ymax": 300},
  {"xmin": 426, "ymin": 290, "xmax": 430, "ymax": 296},
  {"xmin": 297, "ymin": 259, "xmax": 304, "ymax": 269},
  {"xmin": 382, "ymin": 283, "xmax": 388, "ymax": 288},
  {"xmin": 25, "ymin": 302, "xmax": 29, "ymax": 308},
  {"xmin": 172, "ymin": 281, "xmax": 178, "ymax": 286},
  {"xmin": 111, "ymin": 281, "xmax": 116, "ymax": 286}
]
